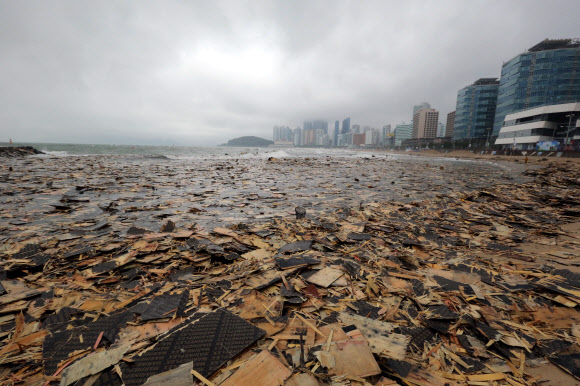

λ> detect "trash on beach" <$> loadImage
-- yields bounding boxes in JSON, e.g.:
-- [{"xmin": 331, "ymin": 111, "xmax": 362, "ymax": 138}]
[{"xmin": 0, "ymin": 154, "xmax": 579, "ymax": 384}]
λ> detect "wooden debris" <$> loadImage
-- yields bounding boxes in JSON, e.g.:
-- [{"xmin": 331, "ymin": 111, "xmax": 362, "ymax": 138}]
[
  {"xmin": 1, "ymin": 153, "xmax": 580, "ymax": 385},
  {"xmin": 221, "ymin": 350, "xmax": 291, "ymax": 386}
]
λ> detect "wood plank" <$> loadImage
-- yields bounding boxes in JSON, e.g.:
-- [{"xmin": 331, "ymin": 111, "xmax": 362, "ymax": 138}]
[
  {"xmin": 60, "ymin": 344, "xmax": 131, "ymax": 386},
  {"xmin": 221, "ymin": 350, "xmax": 291, "ymax": 386},
  {"xmin": 143, "ymin": 362, "xmax": 193, "ymax": 385},
  {"xmin": 285, "ymin": 372, "xmax": 320, "ymax": 386},
  {"xmin": 317, "ymin": 339, "xmax": 381, "ymax": 378},
  {"xmin": 306, "ymin": 267, "xmax": 343, "ymax": 288}
]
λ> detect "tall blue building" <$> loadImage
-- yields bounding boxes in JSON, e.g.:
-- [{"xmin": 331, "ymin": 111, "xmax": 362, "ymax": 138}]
[
  {"xmin": 453, "ymin": 78, "xmax": 499, "ymax": 140},
  {"xmin": 334, "ymin": 120, "xmax": 339, "ymax": 145},
  {"xmin": 341, "ymin": 117, "xmax": 351, "ymax": 134},
  {"xmin": 493, "ymin": 38, "xmax": 580, "ymax": 134}
]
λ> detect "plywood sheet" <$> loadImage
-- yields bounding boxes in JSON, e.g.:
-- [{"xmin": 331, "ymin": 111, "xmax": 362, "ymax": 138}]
[
  {"xmin": 306, "ymin": 267, "xmax": 343, "ymax": 288},
  {"xmin": 143, "ymin": 362, "xmax": 193, "ymax": 386},
  {"xmin": 60, "ymin": 344, "xmax": 130, "ymax": 386},
  {"xmin": 320, "ymin": 338, "xmax": 381, "ymax": 378},
  {"xmin": 221, "ymin": 350, "xmax": 291, "ymax": 386},
  {"xmin": 285, "ymin": 372, "xmax": 320, "ymax": 386}
]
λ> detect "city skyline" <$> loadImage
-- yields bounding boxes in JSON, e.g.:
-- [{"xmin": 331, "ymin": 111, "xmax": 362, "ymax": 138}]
[{"xmin": 1, "ymin": 1, "xmax": 579, "ymax": 146}]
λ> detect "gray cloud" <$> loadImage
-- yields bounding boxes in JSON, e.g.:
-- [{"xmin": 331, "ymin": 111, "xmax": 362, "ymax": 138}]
[{"xmin": 1, "ymin": 0, "xmax": 579, "ymax": 145}]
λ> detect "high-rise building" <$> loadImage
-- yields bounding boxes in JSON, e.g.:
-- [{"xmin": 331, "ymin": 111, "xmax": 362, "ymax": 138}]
[
  {"xmin": 412, "ymin": 102, "xmax": 431, "ymax": 120},
  {"xmin": 293, "ymin": 127, "xmax": 302, "ymax": 146},
  {"xmin": 454, "ymin": 78, "xmax": 499, "ymax": 140},
  {"xmin": 353, "ymin": 133, "xmax": 366, "ymax": 147},
  {"xmin": 338, "ymin": 132, "xmax": 353, "ymax": 146},
  {"xmin": 273, "ymin": 126, "xmax": 293, "ymax": 141},
  {"xmin": 341, "ymin": 117, "xmax": 351, "ymax": 134},
  {"xmin": 364, "ymin": 128, "xmax": 380, "ymax": 146},
  {"xmin": 302, "ymin": 128, "xmax": 316, "ymax": 146},
  {"xmin": 493, "ymin": 38, "xmax": 580, "ymax": 135},
  {"xmin": 282, "ymin": 126, "xmax": 293, "ymax": 141},
  {"xmin": 394, "ymin": 122, "xmax": 413, "ymax": 147},
  {"xmin": 315, "ymin": 129, "xmax": 326, "ymax": 146},
  {"xmin": 312, "ymin": 120, "xmax": 328, "ymax": 134},
  {"xmin": 382, "ymin": 124, "xmax": 392, "ymax": 146},
  {"xmin": 446, "ymin": 111, "xmax": 456, "ymax": 138},
  {"xmin": 351, "ymin": 124, "xmax": 361, "ymax": 134},
  {"xmin": 412, "ymin": 108, "xmax": 439, "ymax": 139},
  {"xmin": 334, "ymin": 121, "xmax": 339, "ymax": 145},
  {"xmin": 437, "ymin": 122, "xmax": 446, "ymax": 138}
]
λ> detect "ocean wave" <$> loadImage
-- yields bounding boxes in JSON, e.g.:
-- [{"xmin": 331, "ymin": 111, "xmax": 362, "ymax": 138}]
[{"xmin": 37, "ymin": 150, "xmax": 70, "ymax": 157}]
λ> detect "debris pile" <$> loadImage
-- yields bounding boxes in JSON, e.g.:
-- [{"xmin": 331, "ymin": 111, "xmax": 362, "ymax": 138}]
[{"xmin": 0, "ymin": 159, "xmax": 579, "ymax": 385}]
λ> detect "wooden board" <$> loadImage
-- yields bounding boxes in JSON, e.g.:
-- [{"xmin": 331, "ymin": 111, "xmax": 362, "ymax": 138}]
[
  {"xmin": 221, "ymin": 350, "xmax": 291, "ymax": 386},
  {"xmin": 338, "ymin": 312, "xmax": 407, "ymax": 359},
  {"xmin": 60, "ymin": 344, "xmax": 131, "ymax": 386},
  {"xmin": 241, "ymin": 248, "xmax": 271, "ymax": 261},
  {"xmin": 285, "ymin": 372, "xmax": 320, "ymax": 386},
  {"xmin": 317, "ymin": 338, "xmax": 381, "ymax": 378},
  {"xmin": 236, "ymin": 292, "xmax": 282, "ymax": 320},
  {"xmin": 306, "ymin": 267, "xmax": 344, "ymax": 288},
  {"xmin": 143, "ymin": 362, "xmax": 193, "ymax": 385},
  {"xmin": 246, "ymin": 270, "xmax": 282, "ymax": 290}
]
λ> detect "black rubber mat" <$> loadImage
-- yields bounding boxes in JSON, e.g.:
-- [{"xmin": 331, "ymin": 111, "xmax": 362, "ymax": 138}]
[
  {"xmin": 549, "ymin": 353, "xmax": 580, "ymax": 380},
  {"xmin": 275, "ymin": 255, "xmax": 319, "ymax": 269},
  {"xmin": 427, "ymin": 304, "xmax": 459, "ymax": 320},
  {"xmin": 380, "ymin": 358, "xmax": 412, "ymax": 377},
  {"xmin": 63, "ymin": 246, "xmax": 95, "ymax": 259},
  {"xmin": 278, "ymin": 240, "xmax": 313, "ymax": 254},
  {"xmin": 120, "ymin": 308, "xmax": 265, "ymax": 385},
  {"xmin": 533, "ymin": 339, "xmax": 572, "ymax": 357},
  {"xmin": 141, "ymin": 290, "xmax": 189, "ymax": 321},
  {"xmin": 43, "ymin": 311, "xmax": 134, "ymax": 374}
]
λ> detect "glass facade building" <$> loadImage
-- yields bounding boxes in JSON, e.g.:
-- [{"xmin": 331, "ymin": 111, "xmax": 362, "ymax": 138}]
[
  {"xmin": 341, "ymin": 117, "xmax": 351, "ymax": 135},
  {"xmin": 453, "ymin": 78, "xmax": 499, "ymax": 140},
  {"xmin": 394, "ymin": 122, "xmax": 413, "ymax": 147},
  {"xmin": 493, "ymin": 39, "xmax": 580, "ymax": 135}
]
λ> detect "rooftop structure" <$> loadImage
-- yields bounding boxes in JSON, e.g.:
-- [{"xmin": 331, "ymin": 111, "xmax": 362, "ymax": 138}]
[{"xmin": 528, "ymin": 38, "xmax": 580, "ymax": 52}]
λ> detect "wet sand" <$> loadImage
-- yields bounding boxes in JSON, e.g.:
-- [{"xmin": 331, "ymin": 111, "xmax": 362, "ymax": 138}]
[
  {"xmin": 1, "ymin": 151, "xmax": 579, "ymax": 384},
  {"xmin": 0, "ymin": 152, "xmax": 529, "ymax": 235}
]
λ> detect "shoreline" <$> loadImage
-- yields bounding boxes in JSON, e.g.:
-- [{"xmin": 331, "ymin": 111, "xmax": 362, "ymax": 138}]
[
  {"xmin": 357, "ymin": 148, "xmax": 580, "ymax": 165},
  {"xmin": 5, "ymin": 143, "xmax": 580, "ymax": 166}
]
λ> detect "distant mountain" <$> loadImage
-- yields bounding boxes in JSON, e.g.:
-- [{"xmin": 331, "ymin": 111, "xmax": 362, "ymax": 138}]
[{"xmin": 224, "ymin": 136, "xmax": 274, "ymax": 147}]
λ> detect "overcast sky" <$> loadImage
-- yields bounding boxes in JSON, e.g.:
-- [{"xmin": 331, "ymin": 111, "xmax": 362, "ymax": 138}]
[{"xmin": 1, "ymin": 1, "xmax": 579, "ymax": 146}]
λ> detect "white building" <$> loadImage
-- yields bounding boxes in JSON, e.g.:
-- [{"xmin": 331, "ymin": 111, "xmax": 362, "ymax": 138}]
[
  {"xmin": 365, "ymin": 129, "xmax": 379, "ymax": 146},
  {"xmin": 494, "ymin": 102, "xmax": 580, "ymax": 150},
  {"xmin": 293, "ymin": 128, "xmax": 302, "ymax": 146}
]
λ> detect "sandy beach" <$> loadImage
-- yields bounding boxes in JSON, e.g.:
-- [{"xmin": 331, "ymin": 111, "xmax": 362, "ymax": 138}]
[{"xmin": 1, "ymin": 148, "xmax": 579, "ymax": 385}]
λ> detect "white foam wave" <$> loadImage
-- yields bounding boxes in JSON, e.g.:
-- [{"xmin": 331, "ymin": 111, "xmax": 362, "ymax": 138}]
[{"xmin": 37, "ymin": 150, "xmax": 70, "ymax": 157}]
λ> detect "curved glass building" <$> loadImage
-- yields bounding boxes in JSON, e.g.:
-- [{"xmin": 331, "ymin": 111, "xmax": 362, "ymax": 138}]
[
  {"xmin": 492, "ymin": 39, "xmax": 580, "ymax": 135},
  {"xmin": 453, "ymin": 78, "xmax": 499, "ymax": 141}
]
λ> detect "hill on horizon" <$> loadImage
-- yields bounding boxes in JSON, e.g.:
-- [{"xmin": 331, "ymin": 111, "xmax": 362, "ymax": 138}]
[{"xmin": 224, "ymin": 136, "xmax": 274, "ymax": 147}]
